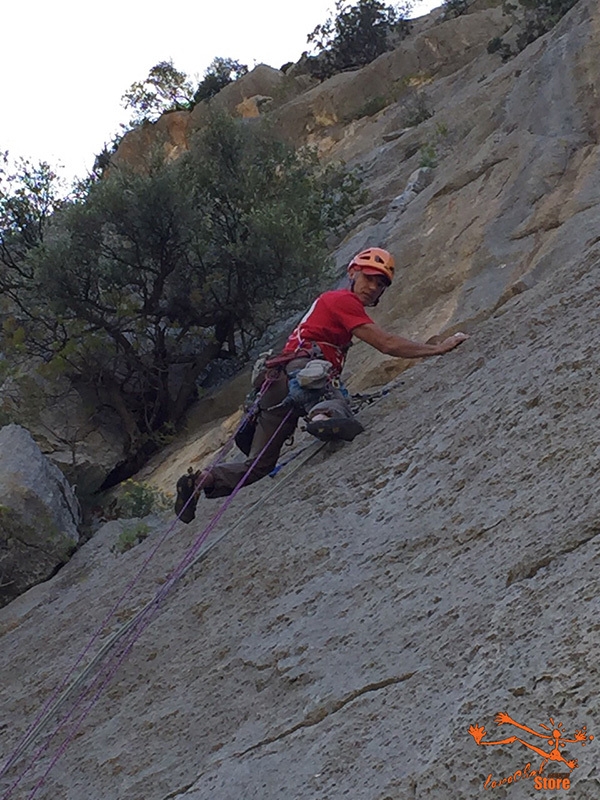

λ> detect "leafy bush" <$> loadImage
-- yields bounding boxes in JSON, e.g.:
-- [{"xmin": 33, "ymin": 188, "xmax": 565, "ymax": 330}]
[
  {"xmin": 114, "ymin": 521, "xmax": 151, "ymax": 553},
  {"xmin": 419, "ymin": 142, "xmax": 438, "ymax": 168},
  {"xmin": 121, "ymin": 57, "xmax": 249, "ymax": 125},
  {"xmin": 193, "ymin": 57, "xmax": 248, "ymax": 103},
  {"xmin": 487, "ymin": 0, "xmax": 581, "ymax": 60},
  {"xmin": 0, "ymin": 153, "xmax": 64, "ymax": 260},
  {"xmin": 117, "ymin": 481, "xmax": 170, "ymax": 518},
  {"xmin": 516, "ymin": 0, "xmax": 580, "ymax": 50},
  {"xmin": 487, "ymin": 36, "xmax": 513, "ymax": 61},
  {"xmin": 442, "ymin": 0, "xmax": 470, "ymax": 17},
  {"xmin": 403, "ymin": 92, "xmax": 432, "ymax": 127},
  {"xmin": 354, "ymin": 96, "xmax": 390, "ymax": 119},
  {"xmin": 307, "ymin": 0, "xmax": 412, "ymax": 79}
]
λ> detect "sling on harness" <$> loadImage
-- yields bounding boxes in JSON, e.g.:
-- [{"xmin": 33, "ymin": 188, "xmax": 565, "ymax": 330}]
[{"xmin": 235, "ymin": 344, "xmax": 331, "ymax": 455}]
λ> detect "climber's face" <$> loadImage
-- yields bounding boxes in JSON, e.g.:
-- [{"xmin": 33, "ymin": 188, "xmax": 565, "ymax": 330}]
[{"xmin": 349, "ymin": 267, "xmax": 388, "ymax": 306}]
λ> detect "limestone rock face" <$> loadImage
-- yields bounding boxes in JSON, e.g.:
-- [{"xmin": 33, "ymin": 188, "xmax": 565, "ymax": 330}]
[
  {"xmin": 1, "ymin": 245, "xmax": 599, "ymax": 799},
  {"xmin": 0, "ymin": 425, "xmax": 80, "ymax": 607},
  {"xmin": 111, "ymin": 110, "xmax": 192, "ymax": 170},
  {"xmin": 235, "ymin": 94, "xmax": 273, "ymax": 118},
  {"xmin": 211, "ymin": 64, "xmax": 284, "ymax": 110},
  {"xmin": 325, "ymin": 0, "xmax": 600, "ymax": 390},
  {"xmin": 2, "ymin": 3, "xmax": 600, "ymax": 799},
  {"xmin": 270, "ymin": 7, "xmax": 509, "ymax": 146}
]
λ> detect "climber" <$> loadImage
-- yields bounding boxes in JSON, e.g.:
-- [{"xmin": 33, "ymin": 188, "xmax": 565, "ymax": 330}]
[{"xmin": 175, "ymin": 247, "xmax": 468, "ymax": 521}]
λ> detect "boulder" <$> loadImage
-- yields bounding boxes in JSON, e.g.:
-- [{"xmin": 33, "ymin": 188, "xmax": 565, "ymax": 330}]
[
  {"xmin": 390, "ymin": 166, "xmax": 433, "ymax": 211},
  {"xmin": 235, "ymin": 94, "xmax": 273, "ymax": 118},
  {"xmin": 112, "ymin": 110, "xmax": 192, "ymax": 171},
  {"xmin": 0, "ymin": 425, "xmax": 81, "ymax": 607},
  {"xmin": 190, "ymin": 64, "xmax": 286, "ymax": 126},
  {"xmin": 0, "ymin": 372, "xmax": 126, "ymax": 498}
]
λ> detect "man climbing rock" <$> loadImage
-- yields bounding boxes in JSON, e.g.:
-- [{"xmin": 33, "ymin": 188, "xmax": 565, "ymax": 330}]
[{"xmin": 176, "ymin": 247, "xmax": 468, "ymax": 521}]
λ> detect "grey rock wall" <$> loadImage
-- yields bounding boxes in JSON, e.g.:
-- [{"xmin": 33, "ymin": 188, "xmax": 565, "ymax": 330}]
[
  {"xmin": 0, "ymin": 424, "xmax": 80, "ymax": 607},
  {"xmin": 1, "ymin": 2, "xmax": 599, "ymax": 799}
]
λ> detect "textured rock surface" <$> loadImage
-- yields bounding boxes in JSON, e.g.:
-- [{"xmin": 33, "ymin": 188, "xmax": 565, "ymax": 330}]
[
  {"xmin": 1, "ymin": 244, "xmax": 598, "ymax": 799},
  {"xmin": 1, "ymin": 2, "xmax": 599, "ymax": 799},
  {"xmin": 0, "ymin": 425, "xmax": 80, "ymax": 607},
  {"xmin": 326, "ymin": 0, "xmax": 600, "ymax": 393}
]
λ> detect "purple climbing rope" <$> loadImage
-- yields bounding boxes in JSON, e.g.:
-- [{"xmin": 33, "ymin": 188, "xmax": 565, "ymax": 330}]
[{"xmin": 1, "ymin": 404, "xmax": 292, "ymax": 800}]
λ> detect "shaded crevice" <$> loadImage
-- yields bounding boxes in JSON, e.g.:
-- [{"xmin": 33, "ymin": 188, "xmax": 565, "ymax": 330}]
[
  {"xmin": 9, "ymin": 533, "xmax": 56, "ymax": 558},
  {"xmin": 431, "ymin": 157, "xmax": 509, "ymax": 199},
  {"xmin": 159, "ymin": 673, "xmax": 415, "ymax": 800},
  {"xmin": 235, "ymin": 672, "xmax": 416, "ymax": 757},
  {"xmin": 57, "ymin": 480, "xmax": 81, "ymax": 529},
  {"xmin": 162, "ymin": 780, "xmax": 198, "ymax": 800},
  {"xmin": 506, "ymin": 527, "xmax": 600, "ymax": 587}
]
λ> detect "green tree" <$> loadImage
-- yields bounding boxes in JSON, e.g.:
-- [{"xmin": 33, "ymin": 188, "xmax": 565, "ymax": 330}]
[
  {"xmin": 307, "ymin": 0, "xmax": 412, "ymax": 79},
  {"xmin": 121, "ymin": 60, "xmax": 196, "ymax": 124},
  {"xmin": 516, "ymin": 0, "xmax": 580, "ymax": 50},
  {"xmin": 0, "ymin": 115, "xmax": 365, "ymax": 480},
  {"xmin": 193, "ymin": 57, "xmax": 249, "ymax": 103},
  {"xmin": 487, "ymin": 0, "xmax": 581, "ymax": 59},
  {"xmin": 71, "ymin": 135, "xmax": 123, "ymax": 201},
  {"xmin": 0, "ymin": 153, "xmax": 65, "ymax": 320},
  {"xmin": 442, "ymin": 0, "xmax": 470, "ymax": 17}
]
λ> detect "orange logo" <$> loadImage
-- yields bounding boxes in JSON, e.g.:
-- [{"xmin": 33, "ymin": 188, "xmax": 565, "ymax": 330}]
[{"xmin": 468, "ymin": 712, "xmax": 594, "ymax": 791}]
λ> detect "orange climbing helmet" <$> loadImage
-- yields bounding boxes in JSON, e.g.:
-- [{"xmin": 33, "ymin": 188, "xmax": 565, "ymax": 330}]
[{"xmin": 348, "ymin": 247, "xmax": 395, "ymax": 285}]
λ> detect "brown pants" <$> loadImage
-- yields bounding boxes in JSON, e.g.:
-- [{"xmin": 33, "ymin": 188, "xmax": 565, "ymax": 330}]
[{"xmin": 205, "ymin": 362, "xmax": 352, "ymax": 498}]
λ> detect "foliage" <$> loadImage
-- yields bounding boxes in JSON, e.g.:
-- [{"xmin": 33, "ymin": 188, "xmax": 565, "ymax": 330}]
[
  {"xmin": 418, "ymin": 121, "xmax": 451, "ymax": 168},
  {"xmin": 353, "ymin": 95, "xmax": 390, "ymax": 119},
  {"xmin": 419, "ymin": 142, "xmax": 438, "ymax": 168},
  {"xmin": 121, "ymin": 56, "xmax": 249, "ymax": 125},
  {"xmin": 121, "ymin": 60, "xmax": 196, "ymax": 124},
  {"xmin": 307, "ymin": 0, "xmax": 412, "ymax": 79},
  {"xmin": 0, "ymin": 153, "xmax": 64, "ymax": 259},
  {"xmin": 487, "ymin": 0, "xmax": 580, "ymax": 60},
  {"xmin": 0, "ymin": 114, "xmax": 364, "ymax": 475},
  {"xmin": 442, "ymin": 0, "xmax": 470, "ymax": 17},
  {"xmin": 516, "ymin": 0, "xmax": 580, "ymax": 50},
  {"xmin": 403, "ymin": 91, "xmax": 432, "ymax": 127},
  {"xmin": 117, "ymin": 480, "xmax": 170, "ymax": 518},
  {"xmin": 487, "ymin": 36, "xmax": 513, "ymax": 61},
  {"xmin": 70, "ymin": 135, "xmax": 123, "ymax": 201},
  {"xmin": 344, "ymin": 74, "xmax": 431, "ymax": 123},
  {"xmin": 114, "ymin": 521, "xmax": 151, "ymax": 553},
  {"xmin": 0, "ymin": 153, "xmax": 65, "ymax": 334},
  {"xmin": 435, "ymin": 120, "xmax": 449, "ymax": 138},
  {"xmin": 193, "ymin": 57, "xmax": 248, "ymax": 103}
]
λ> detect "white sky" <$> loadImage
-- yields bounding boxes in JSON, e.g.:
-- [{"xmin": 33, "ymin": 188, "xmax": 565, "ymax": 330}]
[{"xmin": 1, "ymin": 0, "xmax": 440, "ymax": 183}]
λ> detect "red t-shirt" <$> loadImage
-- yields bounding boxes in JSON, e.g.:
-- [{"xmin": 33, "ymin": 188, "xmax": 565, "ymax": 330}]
[{"xmin": 283, "ymin": 289, "xmax": 374, "ymax": 374}]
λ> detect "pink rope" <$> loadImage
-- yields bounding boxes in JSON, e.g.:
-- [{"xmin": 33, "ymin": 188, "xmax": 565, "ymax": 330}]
[
  {"xmin": 2, "ymin": 405, "xmax": 292, "ymax": 800},
  {"xmin": 0, "ymin": 380, "xmax": 271, "ymax": 781}
]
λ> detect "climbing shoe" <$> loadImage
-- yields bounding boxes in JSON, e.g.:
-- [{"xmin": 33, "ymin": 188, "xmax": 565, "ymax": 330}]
[
  {"xmin": 305, "ymin": 416, "xmax": 364, "ymax": 442},
  {"xmin": 175, "ymin": 468, "xmax": 200, "ymax": 524}
]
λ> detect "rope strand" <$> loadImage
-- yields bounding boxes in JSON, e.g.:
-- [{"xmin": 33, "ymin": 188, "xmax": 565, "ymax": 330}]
[{"xmin": 1, "ymin": 405, "xmax": 291, "ymax": 800}]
